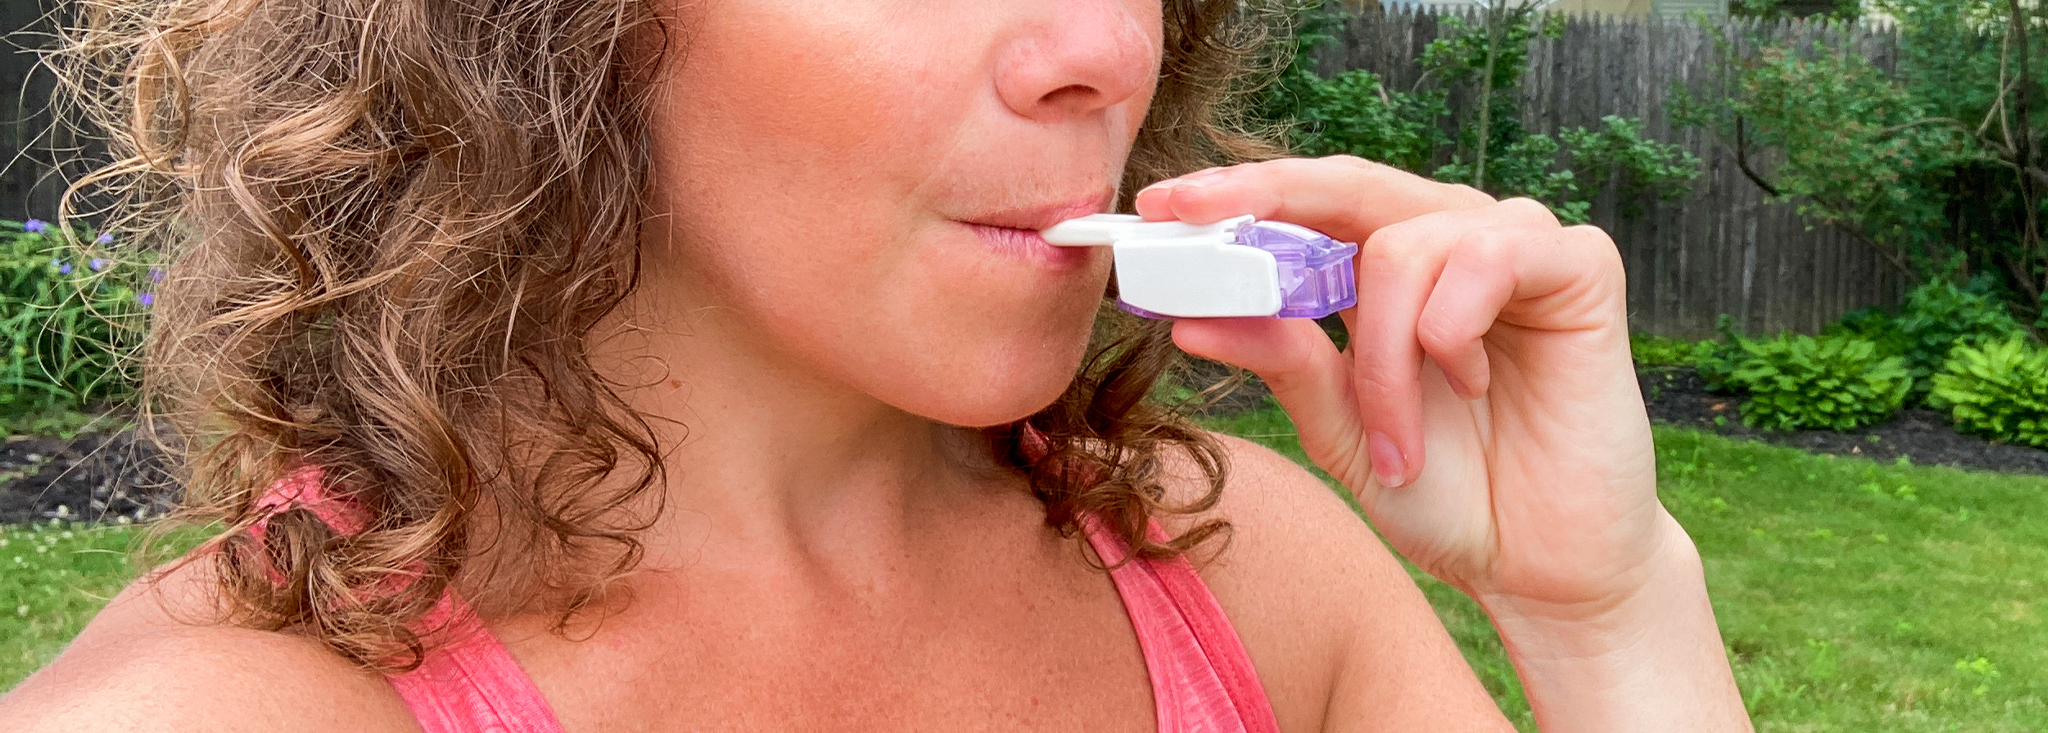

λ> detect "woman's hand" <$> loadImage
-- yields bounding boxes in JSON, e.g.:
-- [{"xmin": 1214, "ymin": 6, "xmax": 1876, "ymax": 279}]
[{"xmin": 1136, "ymin": 156, "xmax": 1672, "ymax": 621}]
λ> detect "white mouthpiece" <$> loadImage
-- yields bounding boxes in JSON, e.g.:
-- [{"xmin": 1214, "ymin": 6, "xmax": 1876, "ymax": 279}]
[
  {"xmin": 1039, "ymin": 214, "xmax": 1253, "ymax": 246},
  {"xmin": 1037, "ymin": 213, "xmax": 1280, "ymax": 317}
]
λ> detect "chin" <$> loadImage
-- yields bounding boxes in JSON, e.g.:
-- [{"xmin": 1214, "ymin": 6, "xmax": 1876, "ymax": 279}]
[
  {"xmin": 869, "ymin": 346, "xmax": 1088, "ymax": 429},
  {"xmin": 903, "ymin": 372, "xmax": 1079, "ymax": 429}
]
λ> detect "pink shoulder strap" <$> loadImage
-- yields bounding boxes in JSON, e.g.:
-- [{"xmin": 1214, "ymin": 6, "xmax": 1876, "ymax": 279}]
[
  {"xmin": 1082, "ymin": 516, "xmax": 1281, "ymax": 733},
  {"xmin": 384, "ymin": 598, "xmax": 567, "ymax": 733},
  {"xmin": 249, "ymin": 465, "xmax": 567, "ymax": 733}
]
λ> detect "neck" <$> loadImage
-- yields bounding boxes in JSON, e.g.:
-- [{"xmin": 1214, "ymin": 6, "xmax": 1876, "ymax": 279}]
[{"xmin": 573, "ymin": 278, "xmax": 1021, "ymax": 573}]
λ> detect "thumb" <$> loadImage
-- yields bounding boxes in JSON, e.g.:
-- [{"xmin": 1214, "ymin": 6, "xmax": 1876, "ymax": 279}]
[{"xmin": 1171, "ymin": 317, "xmax": 1375, "ymax": 493}]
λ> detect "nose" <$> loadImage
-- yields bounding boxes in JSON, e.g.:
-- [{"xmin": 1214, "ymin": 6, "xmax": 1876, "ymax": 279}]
[{"xmin": 994, "ymin": 1, "xmax": 1161, "ymax": 123}]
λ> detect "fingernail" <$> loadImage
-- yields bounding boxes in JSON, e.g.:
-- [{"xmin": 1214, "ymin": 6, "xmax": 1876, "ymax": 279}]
[{"xmin": 1369, "ymin": 432, "xmax": 1406, "ymax": 488}]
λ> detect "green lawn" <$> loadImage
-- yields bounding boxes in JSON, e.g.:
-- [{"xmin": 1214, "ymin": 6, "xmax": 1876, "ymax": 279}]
[
  {"xmin": 0, "ymin": 520, "xmax": 172, "ymax": 686},
  {"xmin": 4, "ymin": 413, "xmax": 2047, "ymax": 731},
  {"xmin": 1204, "ymin": 403, "xmax": 2048, "ymax": 732}
]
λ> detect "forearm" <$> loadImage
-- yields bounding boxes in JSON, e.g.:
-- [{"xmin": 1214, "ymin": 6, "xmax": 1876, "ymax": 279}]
[{"xmin": 1477, "ymin": 513, "xmax": 1753, "ymax": 733}]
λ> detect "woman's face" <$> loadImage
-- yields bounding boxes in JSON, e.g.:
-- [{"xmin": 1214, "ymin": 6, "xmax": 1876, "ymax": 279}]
[{"xmin": 640, "ymin": 0, "xmax": 1164, "ymax": 428}]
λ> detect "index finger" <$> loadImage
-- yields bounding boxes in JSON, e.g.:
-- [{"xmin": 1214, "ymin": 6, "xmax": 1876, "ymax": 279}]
[{"xmin": 1131, "ymin": 156, "xmax": 1495, "ymax": 240}]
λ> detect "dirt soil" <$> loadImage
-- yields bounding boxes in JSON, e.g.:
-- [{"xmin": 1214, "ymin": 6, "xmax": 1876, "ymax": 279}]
[
  {"xmin": 1, "ymin": 428, "xmax": 176, "ymax": 525},
  {"xmin": 4, "ymin": 364, "xmax": 2044, "ymax": 524}
]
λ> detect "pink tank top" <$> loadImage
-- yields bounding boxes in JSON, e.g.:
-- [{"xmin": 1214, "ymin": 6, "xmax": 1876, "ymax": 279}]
[{"xmin": 249, "ymin": 464, "xmax": 1279, "ymax": 733}]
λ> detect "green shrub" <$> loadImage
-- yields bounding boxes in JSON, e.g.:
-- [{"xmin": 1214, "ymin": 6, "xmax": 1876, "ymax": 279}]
[
  {"xmin": 1291, "ymin": 69, "xmax": 1450, "ymax": 172},
  {"xmin": 1824, "ymin": 277, "xmax": 2026, "ymax": 403},
  {"xmin": 1823, "ymin": 305, "xmax": 1903, "ymax": 350},
  {"xmin": 1265, "ymin": 2, "xmax": 1696, "ymax": 226},
  {"xmin": 1892, "ymin": 277, "xmax": 2024, "ymax": 391},
  {"xmin": 1716, "ymin": 333, "xmax": 1912, "ymax": 431},
  {"xmin": 1930, "ymin": 337, "xmax": 2048, "ymax": 449},
  {"xmin": 0, "ymin": 220, "xmax": 153, "ymax": 418},
  {"xmin": 1631, "ymin": 333, "xmax": 1718, "ymax": 367},
  {"xmin": 1697, "ymin": 314, "xmax": 1751, "ymax": 387}
]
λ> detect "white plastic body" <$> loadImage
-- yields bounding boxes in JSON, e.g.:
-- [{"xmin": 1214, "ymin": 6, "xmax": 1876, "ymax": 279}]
[{"xmin": 1039, "ymin": 214, "xmax": 1281, "ymax": 317}]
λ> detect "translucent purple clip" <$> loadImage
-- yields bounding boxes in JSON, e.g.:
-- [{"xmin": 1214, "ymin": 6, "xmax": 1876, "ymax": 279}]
[{"xmin": 1116, "ymin": 220, "xmax": 1358, "ymax": 320}]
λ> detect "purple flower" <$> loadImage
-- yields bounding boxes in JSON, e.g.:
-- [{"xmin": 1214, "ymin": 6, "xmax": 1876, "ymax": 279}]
[
  {"xmin": 95, "ymin": 232, "xmax": 112, "ymax": 245},
  {"xmin": 89, "ymin": 258, "xmax": 105, "ymax": 271},
  {"xmin": 23, "ymin": 219, "xmax": 46, "ymax": 234},
  {"xmin": 149, "ymin": 268, "xmax": 163, "ymax": 282},
  {"xmin": 57, "ymin": 262, "xmax": 71, "ymax": 275},
  {"xmin": 136, "ymin": 292, "xmax": 154, "ymax": 307}
]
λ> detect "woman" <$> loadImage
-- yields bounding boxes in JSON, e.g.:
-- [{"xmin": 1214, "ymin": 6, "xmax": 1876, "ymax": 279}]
[{"xmin": 3, "ymin": 0, "xmax": 1749, "ymax": 730}]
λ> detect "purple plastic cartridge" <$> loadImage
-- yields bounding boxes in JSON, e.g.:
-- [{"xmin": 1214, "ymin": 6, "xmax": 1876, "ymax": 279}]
[{"xmin": 1039, "ymin": 214, "xmax": 1358, "ymax": 320}]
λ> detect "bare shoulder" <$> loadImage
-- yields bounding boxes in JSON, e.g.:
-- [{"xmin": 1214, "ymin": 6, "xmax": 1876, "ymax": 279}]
[
  {"xmin": 0, "ymin": 556, "xmax": 419, "ymax": 733},
  {"xmin": 1154, "ymin": 431, "xmax": 1513, "ymax": 732}
]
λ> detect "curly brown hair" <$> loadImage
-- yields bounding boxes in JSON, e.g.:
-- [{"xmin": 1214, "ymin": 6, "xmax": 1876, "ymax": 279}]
[{"xmin": 52, "ymin": 0, "xmax": 1291, "ymax": 671}]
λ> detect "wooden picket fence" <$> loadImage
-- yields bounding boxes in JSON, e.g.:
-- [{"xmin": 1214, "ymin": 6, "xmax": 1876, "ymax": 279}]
[
  {"xmin": 1316, "ymin": 6, "xmax": 1908, "ymax": 338},
  {"xmin": 0, "ymin": 5, "xmax": 1914, "ymax": 337}
]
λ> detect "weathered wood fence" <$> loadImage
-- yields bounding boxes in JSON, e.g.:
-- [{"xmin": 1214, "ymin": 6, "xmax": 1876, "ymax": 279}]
[
  {"xmin": 1319, "ymin": 7, "xmax": 1908, "ymax": 338},
  {"xmin": 0, "ymin": 5, "xmax": 1913, "ymax": 338},
  {"xmin": 0, "ymin": 0, "xmax": 76, "ymax": 227}
]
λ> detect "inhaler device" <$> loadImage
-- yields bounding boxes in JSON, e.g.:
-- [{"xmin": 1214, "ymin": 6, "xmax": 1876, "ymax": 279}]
[{"xmin": 1041, "ymin": 214, "xmax": 1359, "ymax": 319}]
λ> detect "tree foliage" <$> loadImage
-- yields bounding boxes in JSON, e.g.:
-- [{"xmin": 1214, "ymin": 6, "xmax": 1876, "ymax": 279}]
[
  {"xmin": 1679, "ymin": 0, "xmax": 2048, "ymax": 326},
  {"xmin": 1267, "ymin": 0, "xmax": 1700, "ymax": 224}
]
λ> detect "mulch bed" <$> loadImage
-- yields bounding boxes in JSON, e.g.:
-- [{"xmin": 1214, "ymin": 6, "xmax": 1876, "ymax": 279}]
[
  {"xmin": 3, "ymin": 364, "xmax": 2044, "ymax": 525},
  {"xmin": 1634, "ymin": 366, "xmax": 2048, "ymax": 475},
  {"xmin": 0, "ymin": 429, "xmax": 177, "ymax": 525}
]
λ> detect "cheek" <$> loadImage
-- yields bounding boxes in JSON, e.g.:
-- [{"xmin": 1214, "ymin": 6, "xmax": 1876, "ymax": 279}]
[
  {"xmin": 656, "ymin": 6, "xmax": 957, "ymax": 207},
  {"xmin": 642, "ymin": 4, "xmax": 1122, "ymax": 425},
  {"xmin": 649, "ymin": 4, "xmax": 958, "ymax": 293}
]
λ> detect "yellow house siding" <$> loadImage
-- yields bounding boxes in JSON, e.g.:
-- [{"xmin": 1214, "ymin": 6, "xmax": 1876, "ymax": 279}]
[{"xmin": 1548, "ymin": 0, "xmax": 1655, "ymax": 15}]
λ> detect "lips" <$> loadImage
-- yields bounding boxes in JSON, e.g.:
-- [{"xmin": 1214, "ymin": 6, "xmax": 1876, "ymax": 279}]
[
  {"xmin": 957, "ymin": 191, "xmax": 1117, "ymax": 232},
  {"xmin": 962, "ymin": 222, "xmax": 1096, "ymax": 271},
  {"xmin": 954, "ymin": 191, "xmax": 1116, "ymax": 272}
]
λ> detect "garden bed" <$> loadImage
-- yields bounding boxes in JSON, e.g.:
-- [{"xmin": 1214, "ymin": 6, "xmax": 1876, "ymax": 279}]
[
  {"xmin": 3, "ymin": 363, "xmax": 2045, "ymax": 525},
  {"xmin": 1634, "ymin": 365, "xmax": 2048, "ymax": 476},
  {"xmin": 0, "ymin": 429, "xmax": 175, "ymax": 525}
]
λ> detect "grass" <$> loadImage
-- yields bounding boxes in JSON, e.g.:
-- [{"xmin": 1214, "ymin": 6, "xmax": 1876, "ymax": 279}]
[
  {"xmin": 0, "ymin": 408, "xmax": 134, "ymax": 442},
  {"xmin": 0, "ymin": 520, "xmax": 204, "ymax": 687},
  {"xmin": 1202, "ymin": 401, "xmax": 2048, "ymax": 732},
  {"xmin": 5, "ymin": 410, "xmax": 2048, "ymax": 731}
]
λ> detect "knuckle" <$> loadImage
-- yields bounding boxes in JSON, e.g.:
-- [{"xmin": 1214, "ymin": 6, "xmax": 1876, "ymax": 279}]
[
  {"xmin": 1415, "ymin": 312, "xmax": 1477, "ymax": 357},
  {"xmin": 1264, "ymin": 156, "xmax": 1318, "ymax": 176},
  {"xmin": 1497, "ymin": 197, "xmax": 1560, "ymax": 226},
  {"xmin": 1319, "ymin": 154, "xmax": 1369, "ymax": 166},
  {"xmin": 1455, "ymin": 227, "xmax": 1518, "ymax": 265},
  {"xmin": 1359, "ymin": 224, "xmax": 1426, "ymax": 274},
  {"xmin": 1445, "ymin": 183, "xmax": 1494, "ymax": 206},
  {"xmin": 1351, "ymin": 367, "xmax": 1411, "ymax": 399},
  {"xmin": 1568, "ymin": 224, "xmax": 1625, "ymax": 270}
]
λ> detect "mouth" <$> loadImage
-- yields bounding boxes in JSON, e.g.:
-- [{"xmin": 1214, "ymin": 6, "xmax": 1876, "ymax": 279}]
[
  {"xmin": 959, "ymin": 191, "xmax": 1118, "ymax": 231},
  {"xmin": 956, "ymin": 191, "xmax": 1116, "ymax": 271}
]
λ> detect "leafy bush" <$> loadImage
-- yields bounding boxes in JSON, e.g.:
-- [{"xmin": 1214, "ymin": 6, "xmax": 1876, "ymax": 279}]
[
  {"xmin": 1631, "ymin": 333, "xmax": 1718, "ymax": 367},
  {"xmin": 1558, "ymin": 116, "xmax": 1703, "ymax": 205},
  {"xmin": 1891, "ymin": 276, "xmax": 2025, "ymax": 384},
  {"xmin": 1824, "ymin": 276, "xmax": 2025, "ymax": 402},
  {"xmin": 0, "ymin": 220, "xmax": 155, "ymax": 418},
  {"xmin": 1292, "ymin": 70, "xmax": 1451, "ymax": 172},
  {"xmin": 1678, "ymin": 0, "xmax": 2048, "ymax": 327},
  {"xmin": 1269, "ymin": 0, "xmax": 1697, "ymax": 225},
  {"xmin": 1714, "ymin": 333, "xmax": 1912, "ymax": 431},
  {"xmin": 1930, "ymin": 337, "xmax": 2048, "ymax": 448},
  {"xmin": 1696, "ymin": 314, "xmax": 1751, "ymax": 387}
]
